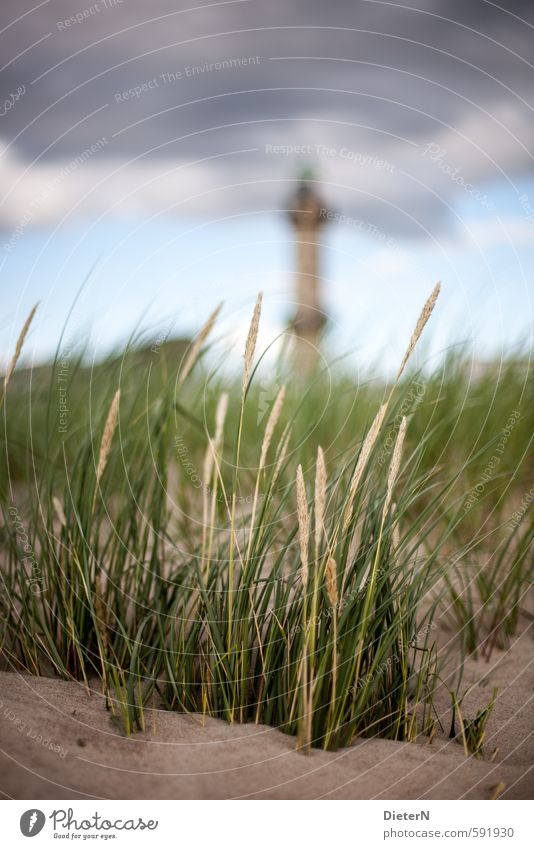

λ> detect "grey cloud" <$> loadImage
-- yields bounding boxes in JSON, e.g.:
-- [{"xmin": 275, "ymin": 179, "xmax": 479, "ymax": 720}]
[{"xmin": 0, "ymin": 0, "xmax": 532, "ymax": 236}]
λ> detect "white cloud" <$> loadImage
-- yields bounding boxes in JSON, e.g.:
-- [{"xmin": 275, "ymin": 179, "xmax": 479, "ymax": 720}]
[
  {"xmin": 462, "ymin": 216, "xmax": 534, "ymax": 247},
  {"xmin": 0, "ymin": 139, "xmax": 225, "ymax": 234}
]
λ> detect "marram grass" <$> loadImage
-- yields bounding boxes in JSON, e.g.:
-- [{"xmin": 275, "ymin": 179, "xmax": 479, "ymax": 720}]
[{"xmin": 1, "ymin": 285, "xmax": 532, "ymax": 753}]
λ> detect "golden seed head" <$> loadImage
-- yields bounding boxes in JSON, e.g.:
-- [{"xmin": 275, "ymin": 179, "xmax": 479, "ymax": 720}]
[
  {"xmin": 178, "ymin": 302, "xmax": 222, "ymax": 386},
  {"xmin": 343, "ymin": 403, "xmax": 387, "ymax": 531},
  {"xmin": 384, "ymin": 416, "xmax": 407, "ymax": 518},
  {"xmin": 314, "ymin": 445, "xmax": 327, "ymax": 554},
  {"xmin": 260, "ymin": 384, "xmax": 286, "ymax": 469},
  {"xmin": 4, "ymin": 303, "xmax": 39, "ymax": 389},
  {"xmin": 325, "ymin": 556, "xmax": 338, "ymax": 608},
  {"xmin": 272, "ymin": 423, "xmax": 292, "ymax": 488},
  {"xmin": 396, "ymin": 282, "xmax": 441, "ymax": 381},
  {"xmin": 296, "ymin": 464, "xmax": 310, "ymax": 588},
  {"xmin": 242, "ymin": 292, "xmax": 263, "ymax": 396},
  {"xmin": 96, "ymin": 389, "xmax": 121, "ymax": 486}
]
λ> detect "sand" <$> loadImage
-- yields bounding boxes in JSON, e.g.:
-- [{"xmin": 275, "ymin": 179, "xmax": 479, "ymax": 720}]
[{"xmin": 1, "ymin": 626, "xmax": 532, "ymax": 800}]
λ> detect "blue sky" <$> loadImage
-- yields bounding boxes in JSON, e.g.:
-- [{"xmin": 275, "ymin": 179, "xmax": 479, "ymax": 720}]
[
  {"xmin": 1, "ymin": 171, "xmax": 532, "ymax": 378},
  {"xmin": 1, "ymin": 1, "xmax": 533, "ymax": 378}
]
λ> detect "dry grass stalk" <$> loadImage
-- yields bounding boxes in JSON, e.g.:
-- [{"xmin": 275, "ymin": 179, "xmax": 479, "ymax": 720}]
[
  {"xmin": 314, "ymin": 446, "xmax": 327, "ymax": 556},
  {"xmin": 325, "ymin": 553, "xmax": 339, "ymax": 733},
  {"xmin": 202, "ymin": 391, "xmax": 229, "ymax": 565},
  {"xmin": 247, "ymin": 385, "xmax": 287, "ymax": 562},
  {"xmin": 204, "ymin": 391, "xmax": 229, "ymax": 484},
  {"xmin": 259, "ymin": 385, "xmax": 286, "ymax": 469},
  {"xmin": 214, "ymin": 391, "xmax": 229, "ymax": 447},
  {"xmin": 296, "ymin": 464, "xmax": 310, "ymax": 588},
  {"xmin": 178, "ymin": 302, "xmax": 222, "ymax": 386},
  {"xmin": 391, "ymin": 501, "xmax": 400, "ymax": 551},
  {"xmin": 272, "ymin": 424, "xmax": 292, "ymax": 488},
  {"xmin": 396, "ymin": 282, "xmax": 441, "ymax": 381},
  {"xmin": 490, "ymin": 781, "xmax": 506, "ymax": 800},
  {"xmin": 383, "ymin": 416, "xmax": 407, "ymax": 520},
  {"xmin": 4, "ymin": 303, "xmax": 39, "ymax": 389},
  {"xmin": 201, "ymin": 438, "xmax": 215, "ymax": 562},
  {"xmin": 94, "ymin": 571, "xmax": 109, "ymax": 661},
  {"xmin": 52, "ymin": 496, "xmax": 66, "ymax": 527},
  {"xmin": 202, "ymin": 442, "xmax": 214, "ymax": 500},
  {"xmin": 343, "ymin": 404, "xmax": 387, "ymax": 531},
  {"xmin": 242, "ymin": 291, "xmax": 263, "ymax": 396},
  {"xmin": 391, "ymin": 505, "xmax": 400, "ymax": 553},
  {"xmin": 297, "ymin": 655, "xmax": 311, "ymax": 754},
  {"xmin": 325, "ymin": 556, "xmax": 338, "ymax": 608},
  {"xmin": 95, "ymin": 389, "xmax": 121, "ymax": 488}
]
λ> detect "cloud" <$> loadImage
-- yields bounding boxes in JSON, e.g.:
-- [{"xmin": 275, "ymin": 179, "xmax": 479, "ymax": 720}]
[
  {"xmin": 0, "ymin": 0, "xmax": 532, "ymax": 237},
  {"xmin": 462, "ymin": 216, "xmax": 534, "ymax": 247}
]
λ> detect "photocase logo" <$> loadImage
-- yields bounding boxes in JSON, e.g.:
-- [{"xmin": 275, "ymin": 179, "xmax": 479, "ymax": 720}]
[{"xmin": 20, "ymin": 809, "xmax": 46, "ymax": 837}]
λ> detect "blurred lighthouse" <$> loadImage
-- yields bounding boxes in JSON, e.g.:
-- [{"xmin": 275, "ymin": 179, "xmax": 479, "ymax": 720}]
[{"xmin": 288, "ymin": 169, "xmax": 329, "ymax": 369}]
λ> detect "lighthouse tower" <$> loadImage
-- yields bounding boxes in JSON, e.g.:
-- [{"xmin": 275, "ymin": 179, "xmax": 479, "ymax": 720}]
[{"xmin": 288, "ymin": 170, "xmax": 329, "ymax": 368}]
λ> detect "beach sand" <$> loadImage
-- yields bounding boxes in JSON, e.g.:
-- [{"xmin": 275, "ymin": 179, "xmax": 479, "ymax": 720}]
[{"xmin": 1, "ymin": 626, "xmax": 532, "ymax": 800}]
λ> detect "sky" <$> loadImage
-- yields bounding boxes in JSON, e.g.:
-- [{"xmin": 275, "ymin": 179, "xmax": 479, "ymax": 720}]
[{"xmin": 0, "ymin": 0, "xmax": 533, "ymax": 375}]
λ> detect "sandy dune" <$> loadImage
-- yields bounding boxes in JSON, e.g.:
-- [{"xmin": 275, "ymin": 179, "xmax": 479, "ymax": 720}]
[{"xmin": 1, "ymin": 628, "xmax": 532, "ymax": 800}]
